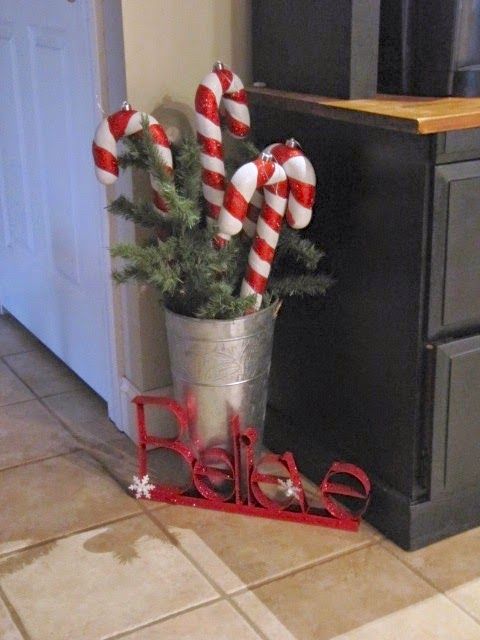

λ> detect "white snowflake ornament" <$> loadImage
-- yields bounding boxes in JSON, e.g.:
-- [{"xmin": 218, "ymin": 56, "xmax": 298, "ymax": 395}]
[
  {"xmin": 129, "ymin": 474, "xmax": 155, "ymax": 499},
  {"xmin": 277, "ymin": 478, "xmax": 301, "ymax": 501}
]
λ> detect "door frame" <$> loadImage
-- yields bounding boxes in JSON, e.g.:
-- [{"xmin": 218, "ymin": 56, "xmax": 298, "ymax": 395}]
[{"xmin": 89, "ymin": 0, "xmax": 132, "ymax": 428}]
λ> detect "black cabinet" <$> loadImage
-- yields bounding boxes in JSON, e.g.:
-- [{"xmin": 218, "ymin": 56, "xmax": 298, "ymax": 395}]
[{"xmin": 252, "ymin": 97, "xmax": 480, "ymax": 549}]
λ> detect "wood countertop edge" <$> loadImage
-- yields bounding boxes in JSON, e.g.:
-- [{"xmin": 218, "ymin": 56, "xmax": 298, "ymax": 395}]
[{"xmin": 247, "ymin": 87, "xmax": 480, "ymax": 135}]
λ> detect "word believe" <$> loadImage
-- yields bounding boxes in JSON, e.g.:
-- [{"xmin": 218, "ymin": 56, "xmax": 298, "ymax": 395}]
[{"xmin": 132, "ymin": 395, "xmax": 371, "ymax": 532}]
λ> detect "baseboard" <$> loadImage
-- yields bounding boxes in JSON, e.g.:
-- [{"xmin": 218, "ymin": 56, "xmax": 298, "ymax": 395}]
[
  {"xmin": 119, "ymin": 376, "xmax": 173, "ymax": 442},
  {"xmin": 366, "ymin": 475, "xmax": 480, "ymax": 550}
]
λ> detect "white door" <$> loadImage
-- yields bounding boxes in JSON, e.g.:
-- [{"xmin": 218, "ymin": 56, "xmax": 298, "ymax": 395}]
[{"xmin": 0, "ymin": 0, "xmax": 112, "ymax": 401}]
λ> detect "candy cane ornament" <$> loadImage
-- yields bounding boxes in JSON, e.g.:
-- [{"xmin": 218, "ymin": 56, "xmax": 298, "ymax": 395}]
[
  {"xmin": 195, "ymin": 61, "xmax": 250, "ymax": 225},
  {"xmin": 242, "ymin": 138, "xmax": 316, "ymax": 237},
  {"xmin": 214, "ymin": 152, "xmax": 287, "ymax": 247},
  {"xmin": 238, "ymin": 154, "xmax": 290, "ymax": 309},
  {"xmin": 92, "ymin": 102, "xmax": 173, "ymax": 218},
  {"xmin": 264, "ymin": 138, "xmax": 316, "ymax": 229}
]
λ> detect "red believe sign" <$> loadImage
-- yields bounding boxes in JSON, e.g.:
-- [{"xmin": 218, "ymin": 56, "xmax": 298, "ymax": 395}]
[{"xmin": 130, "ymin": 395, "xmax": 371, "ymax": 532}]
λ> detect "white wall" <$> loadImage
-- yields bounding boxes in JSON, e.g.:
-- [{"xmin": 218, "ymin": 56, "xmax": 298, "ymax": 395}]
[{"xmin": 122, "ymin": 0, "xmax": 251, "ymax": 120}]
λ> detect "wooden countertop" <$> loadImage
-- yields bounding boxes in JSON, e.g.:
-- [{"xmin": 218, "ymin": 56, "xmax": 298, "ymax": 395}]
[{"xmin": 247, "ymin": 87, "xmax": 480, "ymax": 134}]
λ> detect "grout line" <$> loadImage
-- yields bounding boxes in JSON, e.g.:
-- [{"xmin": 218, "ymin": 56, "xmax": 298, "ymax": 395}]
[
  {"xmin": 0, "ymin": 584, "xmax": 32, "ymax": 640},
  {"xmin": 0, "ymin": 357, "xmax": 132, "ymax": 488},
  {"xmin": 142, "ymin": 508, "xmax": 379, "ymax": 639},
  {"xmin": 101, "ymin": 597, "xmax": 224, "ymax": 640},
  {"xmin": 380, "ymin": 541, "xmax": 480, "ymax": 626},
  {"xmin": 223, "ymin": 596, "xmax": 272, "ymax": 640},
  {"xmin": 142, "ymin": 508, "xmax": 228, "ymax": 598},
  {"xmin": 0, "ymin": 448, "xmax": 83, "ymax": 476},
  {"xmin": 0, "ymin": 347, "xmax": 39, "ymax": 360},
  {"xmin": 0, "ymin": 511, "xmax": 143, "ymax": 562},
  {"xmin": 228, "ymin": 538, "xmax": 379, "ymax": 596}
]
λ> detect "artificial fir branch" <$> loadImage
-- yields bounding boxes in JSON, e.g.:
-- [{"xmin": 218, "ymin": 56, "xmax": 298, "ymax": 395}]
[
  {"xmin": 238, "ymin": 139, "xmax": 261, "ymax": 162},
  {"xmin": 108, "ymin": 196, "xmax": 163, "ymax": 229},
  {"xmin": 174, "ymin": 136, "xmax": 202, "ymax": 204},
  {"xmin": 111, "ymin": 243, "xmax": 181, "ymax": 295},
  {"xmin": 196, "ymin": 282, "xmax": 255, "ymax": 319},
  {"xmin": 276, "ymin": 228, "xmax": 325, "ymax": 271},
  {"xmin": 268, "ymin": 273, "xmax": 333, "ymax": 299}
]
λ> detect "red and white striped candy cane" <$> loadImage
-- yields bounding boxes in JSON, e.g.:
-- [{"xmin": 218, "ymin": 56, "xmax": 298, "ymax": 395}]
[
  {"xmin": 242, "ymin": 189, "xmax": 263, "ymax": 239},
  {"xmin": 92, "ymin": 102, "xmax": 173, "ymax": 217},
  {"xmin": 238, "ymin": 154, "xmax": 289, "ymax": 310},
  {"xmin": 195, "ymin": 61, "xmax": 250, "ymax": 225},
  {"xmin": 242, "ymin": 138, "xmax": 316, "ymax": 237},
  {"xmin": 214, "ymin": 152, "xmax": 287, "ymax": 247},
  {"xmin": 264, "ymin": 138, "xmax": 316, "ymax": 229}
]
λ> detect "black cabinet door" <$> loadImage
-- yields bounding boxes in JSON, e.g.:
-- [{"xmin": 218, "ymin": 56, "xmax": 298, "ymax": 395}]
[
  {"xmin": 429, "ymin": 161, "xmax": 480, "ymax": 338},
  {"xmin": 431, "ymin": 335, "xmax": 480, "ymax": 497}
]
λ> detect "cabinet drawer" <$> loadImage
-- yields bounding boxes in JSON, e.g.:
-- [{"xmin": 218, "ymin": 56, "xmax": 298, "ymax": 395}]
[
  {"xmin": 429, "ymin": 161, "xmax": 480, "ymax": 338},
  {"xmin": 436, "ymin": 129, "xmax": 480, "ymax": 163},
  {"xmin": 431, "ymin": 335, "xmax": 480, "ymax": 497}
]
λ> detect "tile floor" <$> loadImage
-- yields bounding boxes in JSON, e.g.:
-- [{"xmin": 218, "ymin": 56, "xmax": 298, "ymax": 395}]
[{"xmin": 0, "ymin": 313, "xmax": 480, "ymax": 640}]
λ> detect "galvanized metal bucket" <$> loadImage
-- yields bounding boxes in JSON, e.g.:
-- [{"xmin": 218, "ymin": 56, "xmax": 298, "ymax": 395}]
[{"xmin": 164, "ymin": 303, "xmax": 279, "ymax": 454}]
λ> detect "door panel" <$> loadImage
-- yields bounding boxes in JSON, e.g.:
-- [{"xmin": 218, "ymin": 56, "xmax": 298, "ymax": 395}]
[
  {"xmin": 0, "ymin": 1, "xmax": 110, "ymax": 400},
  {"xmin": 431, "ymin": 335, "xmax": 480, "ymax": 496},
  {"xmin": 429, "ymin": 161, "xmax": 480, "ymax": 338}
]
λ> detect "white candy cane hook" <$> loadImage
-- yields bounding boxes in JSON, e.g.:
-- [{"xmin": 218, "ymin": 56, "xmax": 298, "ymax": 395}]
[
  {"xmin": 195, "ymin": 61, "xmax": 250, "ymax": 225},
  {"xmin": 92, "ymin": 103, "xmax": 173, "ymax": 218},
  {"xmin": 242, "ymin": 138, "xmax": 316, "ymax": 238}
]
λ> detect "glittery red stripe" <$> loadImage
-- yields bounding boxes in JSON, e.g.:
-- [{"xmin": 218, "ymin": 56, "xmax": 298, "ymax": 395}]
[
  {"xmin": 213, "ymin": 234, "xmax": 228, "ymax": 249},
  {"xmin": 245, "ymin": 264, "xmax": 268, "ymax": 293},
  {"xmin": 208, "ymin": 204, "xmax": 221, "ymax": 220},
  {"xmin": 224, "ymin": 112, "xmax": 250, "ymax": 137},
  {"xmin": 288, "ymin": 177, "xmax": 315, "ymax": 207},
  {"xmin": 253, "ymin": 236, "xmax": 275, "ymax": 263},
  {"xmin": 255, "ymin": 159, "xmax": 275, "ymax": 187},
  {"xmin": 271, "ymin": 145, "xmax": 303, "ymax": 165},
  {"xmin": 261, "ymin": 204, "xmax": 284, "ymax": 232},
  {"xmin": 195, "ymin": 85, "xmax": 220, "ymax": 124},
  {"xmin": 264, "ymin": 179, "xmax": 289, "ymax": 197},
  {"xmin": 215, "ymin": 68, "xmax": 234, "ymax": 92},
  {"xmin": 92, "ymin": 141, "xmax": 118, "ymax": 176},
  {"xmin": 196, "ymin": 133, "xmax": 223, "ymax": 159},
  {"xmin": 153, "ymin": 189, "xmax": 168, "ymax": 212},
  {"xmin": 223, "ymin": 185, "xmax": 248, "ymax": 220},
  {"xmin": 107, "ymin": 109, "xmax": 136, "ymax": 140},
  {"xmin": 202, "ymin": 169, "xmax": 225, "ymax": 189},
  {"xmin": 224, "ymin": 88, "xmax": 248, "ymax": 104},
  {"xmin": 149, "ymin": 124, "xmax": 170, "ymax": 147}
]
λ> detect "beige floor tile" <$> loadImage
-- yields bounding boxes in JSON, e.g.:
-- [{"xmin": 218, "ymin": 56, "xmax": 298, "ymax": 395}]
[
  {"xmin": 123, "ymin": 600, "xmax": 261, "ymax": 639},
  {"xmin": 0, "ymin": 315, "xmax": 39, "ymax": 356},
  {"xmin": 0, "ymin": 399, "xmax": 77, "ymax": 470},
  {"xmin": 65, "ymin": 416, "xmax": 124, "ymax": 446},
  {"xmin": 43, "ymin": 387, "xmax": 107, "ymax": 425},
  {"xmin": 0, "ymin": 598, "xmax": 23, "ymax": 640},
  {"xmin": 383, "ymin": 527, "xmax": 480, "ymax": 621},
  {"xmin": 446, "ymin": 578, "xmax": 480, "ymax": 624},
  {"xmin": 234, "ymin": 545, "xmax": 437, "ymax": 640},
  {"xmin": 0, "ymin": 362, "xmax": 34, "ymax": 407},
  {"xmin": 0, "ymin": 515, "xmax": 218, "ymax": 640},
  {"xmin": 329, "ymin": 594, "xmax": 480, "ymax": 640},
  {"xmin": 153, "ymin": 504, "xmax": 376, "ymax": 594},
  {"xmin": 86, "ymin": 439, "xmax": 171, "ymax": 512},
  {"xmin": 4, "ymin": 347, "xmax": 83, "ymax": 397},
  {"xmin": 0, "ymin": 450, "xmax": 141, "ymax": 555}
]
